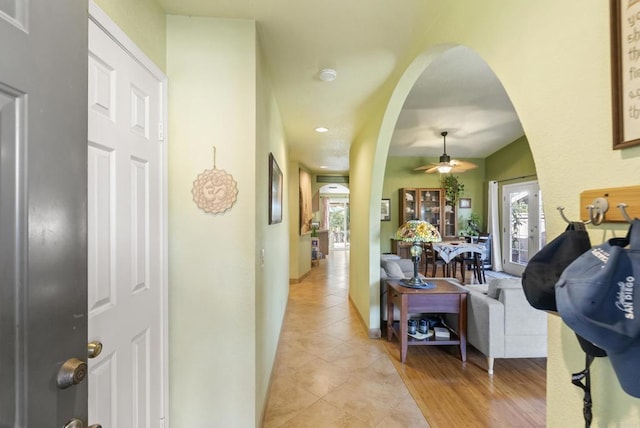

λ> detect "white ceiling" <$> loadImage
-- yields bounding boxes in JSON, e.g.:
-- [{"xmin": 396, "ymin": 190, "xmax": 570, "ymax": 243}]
[{"xmin": 158, "ymin": 1, "xmax": 524, "ymax": 173}]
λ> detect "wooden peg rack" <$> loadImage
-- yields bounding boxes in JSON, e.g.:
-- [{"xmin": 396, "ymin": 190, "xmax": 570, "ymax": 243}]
[{"xmin": 579, "ymin": 185, "xmax": 640, "ymax": 223}]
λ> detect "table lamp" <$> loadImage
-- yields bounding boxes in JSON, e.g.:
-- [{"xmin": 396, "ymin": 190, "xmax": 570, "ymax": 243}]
[{"xmin": 394, "ymin": 220, "xmax": 442, "ymax": 288}]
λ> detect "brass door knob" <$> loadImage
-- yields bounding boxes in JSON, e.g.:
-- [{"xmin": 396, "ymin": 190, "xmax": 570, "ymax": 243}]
[
  {"xmin": 56, "ymin": 358, "xmax": 87, "ymax": 389},
  {"xmin": 87, "ymin": 341, "xmax": 103, "ymax": 359},
  {"xmin": 62, "ymin": 419, "xmax": 102, "ymax": 428},
  {"xmin": 63, "ymin": 419, "xmax": 83, "ymax": 428}
]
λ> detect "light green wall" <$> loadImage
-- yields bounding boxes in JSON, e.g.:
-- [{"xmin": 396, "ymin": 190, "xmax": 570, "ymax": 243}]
[
  {"xmin": 167, "ymin": 16, "xmax": 288, "ymax": 427},
  {"xmin": 381, "ymin": 157, "xmax": 486, "ymax": 253},
  {"xmin": 486, "ymin": 135, "xmax": 536, "ymax": 183},
  {"xmin": 484, "ymin": 136, "xmax": 536, "ymax": 235},
  {"xmin": 255, "ymin": 36, "xmax": 290, "ymax": 427},
  {"xmin": 93, "ymin": 0, "xmax": 166, "ymax": 70},
  {"xmin": 350, "ymin": 1, "xmax": 640, "ymax": 427}
]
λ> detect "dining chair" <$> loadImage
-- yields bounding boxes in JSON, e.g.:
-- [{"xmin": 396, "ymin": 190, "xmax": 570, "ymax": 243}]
[
  {"xmin": 423, "ymin": 242, "xmax": 448, "ymax": 277},
  {"xmin": 455, "ymin": 237, "xmax": 488, "ymax": 284}
]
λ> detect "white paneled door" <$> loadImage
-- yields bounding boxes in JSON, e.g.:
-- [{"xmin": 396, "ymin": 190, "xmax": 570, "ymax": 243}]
[{"xmin": 87, "ymin": 8, "xmax": 167, "ymax": 427}]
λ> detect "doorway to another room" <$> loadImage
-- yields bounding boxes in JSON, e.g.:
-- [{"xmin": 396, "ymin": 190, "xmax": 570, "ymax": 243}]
[
  {"xmin": 315, "ymin": 184, "xmax": 350, "ymax": 254},
  {"xmin": 501, "ymin": 180, "xmax": 546, "ymax": 276}
]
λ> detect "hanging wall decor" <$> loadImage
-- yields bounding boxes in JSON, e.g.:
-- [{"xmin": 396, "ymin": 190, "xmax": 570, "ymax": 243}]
[
  {"xmin": 192, "ymin": 146, "xmax": 238, "ymax": 214},
  {"xmin": 611, "ymin": 0, "xmax": 640, "ymax": 149}
]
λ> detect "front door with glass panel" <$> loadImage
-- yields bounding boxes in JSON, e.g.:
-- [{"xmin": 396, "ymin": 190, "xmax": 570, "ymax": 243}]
[{"xmin": 501, "ymin": 181, "xmax": 546, "ymax": 276}]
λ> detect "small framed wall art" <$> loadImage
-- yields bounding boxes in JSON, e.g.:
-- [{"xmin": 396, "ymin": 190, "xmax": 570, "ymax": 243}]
[
  {"xmin": 381, "ymin": 199, "xmax": 391, "ymax": 221},
  {"xmin": 269, "ymin": 153, "xmax": 283, "ymax": 224},
  {"xmin": 459, "ymin": 198, "xmax": 471, "ymax": 209}
]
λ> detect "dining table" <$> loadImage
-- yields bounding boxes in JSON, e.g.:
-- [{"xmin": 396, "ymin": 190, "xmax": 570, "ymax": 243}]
[
  {"xmin": 432, "ymin": 241, "xmax": 487, "ymax": 283},
  {"xmin": 432, "ymin": 242, "xmax": 486, "ymax": 264}
]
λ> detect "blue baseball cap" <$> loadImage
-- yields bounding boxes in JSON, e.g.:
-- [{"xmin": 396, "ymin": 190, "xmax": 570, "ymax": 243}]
[{"xmin": 555, "ymin": 226, "xmax": 640, "ymax": 397}]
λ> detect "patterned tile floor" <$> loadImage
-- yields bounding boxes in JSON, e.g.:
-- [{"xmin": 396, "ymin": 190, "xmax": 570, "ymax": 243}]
[{"xmin": 263, "ymin": 250, "xmax": 428, "ymax": 427}]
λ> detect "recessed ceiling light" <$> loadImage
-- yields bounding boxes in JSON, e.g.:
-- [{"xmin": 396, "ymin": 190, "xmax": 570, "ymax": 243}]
[
  {"xmin": 315, "ymin": 127, "xmax": 329, "ymax": 133},
  {"xmin": 319, "ymin": 68, "xmax": 337, "ymax": 82},
  {"xmin": 320, "ymin": 165, "xmax": 328, "ymax": 169}
]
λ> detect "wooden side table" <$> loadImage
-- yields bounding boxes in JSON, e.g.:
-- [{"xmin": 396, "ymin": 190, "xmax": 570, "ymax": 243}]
[{"xmin": 386, "ymin": 279, "xmax": 469, "ymax": 363}]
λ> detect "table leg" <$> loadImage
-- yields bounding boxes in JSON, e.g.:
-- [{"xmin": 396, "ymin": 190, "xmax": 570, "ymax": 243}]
[
  {"xmin": 400, "ymin": 294, "xmax": 408, "ymax": 363},
  {"xmin": 387, "ymin": 288, "xmax": 393, "ymax": 341},
  {"xmin": 459, "ymin": 294, "xmax": 467, "ymax": 362}
]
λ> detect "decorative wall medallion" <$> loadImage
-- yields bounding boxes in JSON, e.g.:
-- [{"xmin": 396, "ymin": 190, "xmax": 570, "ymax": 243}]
[{"xmin": 192, "ymin": 147, "xmax": 238, "ymax": 214}]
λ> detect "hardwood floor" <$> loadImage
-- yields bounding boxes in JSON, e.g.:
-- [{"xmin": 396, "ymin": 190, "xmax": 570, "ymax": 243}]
[
  {"xmin": 383, "ymin": 342, "xmax": 545, "ymax": 427},
  {"xmin": 263, "ymin": 250, "xmax": 546, "ymax": 427}
]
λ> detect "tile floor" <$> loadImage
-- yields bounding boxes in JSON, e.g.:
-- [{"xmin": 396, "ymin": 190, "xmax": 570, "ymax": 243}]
[{"xmin": 263, "ymin": 250, "xmax": 429, "ymax": 427}]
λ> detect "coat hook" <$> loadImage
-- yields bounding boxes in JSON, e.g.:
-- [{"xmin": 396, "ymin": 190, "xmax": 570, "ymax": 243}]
[
  {"xmin": 617, "ymin": 203, "xmax": 635, "ymax": 223},
  {"xmin": 557, "ymin": 206, "xmax": 591, "ymax": 225},
  {"xmin": 586, "ymin": 197, "xmax": 609, "ymax": 226}
]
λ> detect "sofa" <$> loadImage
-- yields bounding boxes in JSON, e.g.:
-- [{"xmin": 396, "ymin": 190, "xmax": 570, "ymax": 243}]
[
  {"xmin": 380, "ymin": 255, "xmax": 423, "ymax": 322},
  {"xmin": 462, "ymin": 279, "xmax": 547, "ymax": 373},
  {"xmin": 380, "ymin": 256, "xmax": 547, "ymax": 374}
]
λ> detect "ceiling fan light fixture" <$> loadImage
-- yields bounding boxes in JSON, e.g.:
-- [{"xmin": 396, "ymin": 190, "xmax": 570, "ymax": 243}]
[
  {"xmin": 437, "ymin": 164, "xmax": 452, "ymax": 174},
  {"xmin": 412, "ymin": 130, "xmax": 478, "ymax": 174}
]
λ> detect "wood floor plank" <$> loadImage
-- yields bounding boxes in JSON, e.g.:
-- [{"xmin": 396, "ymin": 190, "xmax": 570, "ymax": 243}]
[{"xmin": 383, "ymin": 339, "xmax": 546, "ymax": 428}]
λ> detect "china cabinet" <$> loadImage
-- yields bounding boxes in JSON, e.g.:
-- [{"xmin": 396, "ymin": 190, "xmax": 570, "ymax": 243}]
[{"xmin": 398, "ymin": 187, "xmax": 457, "ymax": 239}]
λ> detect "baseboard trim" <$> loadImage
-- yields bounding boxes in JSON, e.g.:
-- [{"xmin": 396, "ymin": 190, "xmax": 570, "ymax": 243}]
[
  {"xmin": 289, "ymin": 270, "xmax": 311, "ymax": 284},
  {"xmin": 347, "ymin": 295, "xmax": 382, "ymax": 339}
]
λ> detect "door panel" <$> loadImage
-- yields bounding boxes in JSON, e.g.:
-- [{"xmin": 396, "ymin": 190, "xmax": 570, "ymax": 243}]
[
  {"xmin": 0, "ymin": 1, "xmax": 88, "ymax": 426},
  {"xmin": 88, "ymin": 16, "xmax": 165, "ymax": 427},
  {"xmin": 0, "ymin": 84, "xmax": 24, "ymax": 428}
]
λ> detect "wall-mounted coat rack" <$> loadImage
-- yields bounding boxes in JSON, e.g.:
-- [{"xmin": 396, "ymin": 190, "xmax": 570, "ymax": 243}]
[{"xmin": 579, "ymin": 185, "xmax": 640, "ymax": 224}]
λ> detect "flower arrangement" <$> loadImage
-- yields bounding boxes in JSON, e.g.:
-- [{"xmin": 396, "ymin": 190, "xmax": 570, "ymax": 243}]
[{"xmin": 394, "ymin": 220, "xmax": 442, "ymax": 243}]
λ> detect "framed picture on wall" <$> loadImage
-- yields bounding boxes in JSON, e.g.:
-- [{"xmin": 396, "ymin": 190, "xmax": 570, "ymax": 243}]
[
  {"xmin": 268, "ymin": 153, "xmax": 283, "ymax": 224},
  {"xmin": 611, "ymin": 0, "xmax": 640, "ymax": 149},
  {"xmin": 381, "ymin": 199, "xmax": 391, "ymax": 221},
  {"xmin": 459, "ymin": 198, "xmax": 471, "ymax": 209}
]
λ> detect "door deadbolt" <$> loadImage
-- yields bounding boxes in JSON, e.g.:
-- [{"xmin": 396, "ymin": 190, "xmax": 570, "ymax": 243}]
[
  {"xmin": 62, "ymin": 419, "xmax": 102, "ymax": 428},
  {"xmin": 87, "ymin": 341, "xmax": 103, "ymax": 358},
  {"xmin": 57, "ymin": 358, "xmax": 87, "ymax": 389}
]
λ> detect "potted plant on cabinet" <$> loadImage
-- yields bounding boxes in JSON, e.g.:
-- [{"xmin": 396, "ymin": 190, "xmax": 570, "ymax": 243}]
[{"xmin": 441, "ymin": 175, "xmax": 464, "ymax": 203}]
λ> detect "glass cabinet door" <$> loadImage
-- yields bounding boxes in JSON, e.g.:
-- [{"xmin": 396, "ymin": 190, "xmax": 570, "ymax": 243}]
[
  {"xmin": 401, "ymin": 188, "xmax": 418, "ymax": 223},
  {"xmin": 443, "ymin": 199, "xmax": 457, "ymax": 238},
  {"xmin": 419, "ymin": 189, "xmax": 441, "ymax": 230}
]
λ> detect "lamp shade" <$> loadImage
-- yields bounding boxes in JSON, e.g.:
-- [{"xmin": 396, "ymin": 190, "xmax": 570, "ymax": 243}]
[{"xmin": 394, "ymin": 220, "xmax": 441, "ymax": 243}]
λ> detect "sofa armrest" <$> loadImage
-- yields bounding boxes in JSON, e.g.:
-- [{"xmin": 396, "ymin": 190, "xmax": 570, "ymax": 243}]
[
  {"xmin": 467, "ymin": 291, "xmax": 505, "ymax": 358},
  {"xmin": 499, "ymin": 286, "xmax": 547, "ymax": 336}
]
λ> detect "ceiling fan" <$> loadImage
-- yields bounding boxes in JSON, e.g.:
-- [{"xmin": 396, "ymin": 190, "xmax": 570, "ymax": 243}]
[{"xmin": 413, "ymin": 131, "xmax": 478, "ymax": 174}]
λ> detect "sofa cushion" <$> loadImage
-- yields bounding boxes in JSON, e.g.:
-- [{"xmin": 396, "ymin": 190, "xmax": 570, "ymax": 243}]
[
  {"xmin": 466, "ymin": 284, "xmax": 489, "ymax": 295},
  {"xmin": 487, "ymin": 281, "xmax": 501, "ymax": 299},
  {"xmin": 381, "ymin": 259, "xmax": 406, "ymax": 278},
  {"xmin": 487, "ymin": 278, "xmax": 522, "ymax": 300},
  {"xmin": 380, "ymin": 254, "xmax": 401, "ymax": 262}
]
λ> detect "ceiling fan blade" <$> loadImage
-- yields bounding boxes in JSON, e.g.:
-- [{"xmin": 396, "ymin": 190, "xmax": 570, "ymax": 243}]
[
  {"xmin": 449, "ymin": 159, "xmax": 478, "ymax": 171},
  {"xmin": 422, "ymin": 165, "xmax": 441, "ymax": 174},
  {"xmin": 413, "ymin": 164, "xmax": 437, "ymax": 171}
]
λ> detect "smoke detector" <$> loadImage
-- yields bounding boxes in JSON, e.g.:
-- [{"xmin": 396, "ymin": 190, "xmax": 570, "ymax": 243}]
[{"xmin": 318, "ymin": 68, "xmax": 337, "ymax": 82}]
